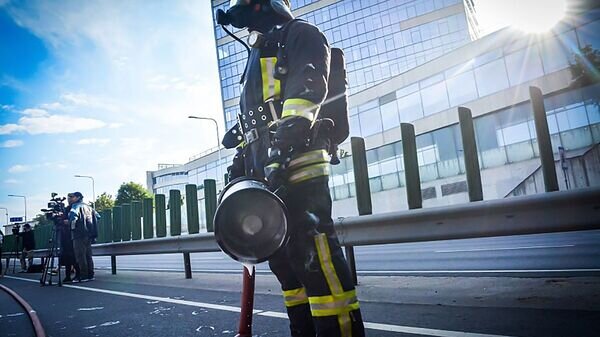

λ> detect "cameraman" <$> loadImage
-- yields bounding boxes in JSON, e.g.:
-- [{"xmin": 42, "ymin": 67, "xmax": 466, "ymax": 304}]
[
  {"xmin": 60, "ymin": 201, "xmax": 79, "ymax": 283},
  {"xmin": 18, "ymin": 224, "xmax": 35, "ymax": 272},
  {"xmin": 0, "ymin": 229, "xmax": 4, "ymax": 276},
  {"xmin": 68, "ymin": 192, "xmax": 96, "ymax": 282}
]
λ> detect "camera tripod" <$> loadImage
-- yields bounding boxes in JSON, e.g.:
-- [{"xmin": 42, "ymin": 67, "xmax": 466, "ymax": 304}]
[
  {"xmin": 6, "ymin": 235, "xmax": 20, "ymax": 274},
  {"xmin": 40, "ymin": 224, "xmax": 62, "ymax": 287}
]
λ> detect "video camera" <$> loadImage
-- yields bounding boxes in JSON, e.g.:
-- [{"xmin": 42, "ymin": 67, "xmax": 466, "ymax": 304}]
[
  {"xmin": 41, "ymin": 192, "xmax": 67, "ymax": 224},
  {"xmin": 11, "ymin": 224, "xmax": 20, "ymax": 235}
]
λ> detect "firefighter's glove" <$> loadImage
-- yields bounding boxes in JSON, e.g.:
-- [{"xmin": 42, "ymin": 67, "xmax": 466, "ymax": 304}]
[
  {"xmin": 272, "ymin": 116, "xmax": 312, "ymax": 151},
  {"xmin": 264, "ymin": 147, "xmax": 288, "ymax": 191},
  {"xmin": 227, "ymin": 148, "xmax": 245, "ymax": 182}
]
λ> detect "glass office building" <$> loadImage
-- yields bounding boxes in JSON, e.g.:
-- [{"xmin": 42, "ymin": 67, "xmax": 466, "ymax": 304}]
[
  {"xmin": 147, "ymin": 1, "xmax": 600, "ymax": 230},
  {"xmin": 213, "ymin": 0, "xmax": 476, "ymax": 129}
]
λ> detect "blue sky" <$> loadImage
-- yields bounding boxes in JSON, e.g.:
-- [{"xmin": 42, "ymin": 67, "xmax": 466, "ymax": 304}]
[{"xmin": 0, "ymin": 0, "xmax": 223, "ymax": 224}]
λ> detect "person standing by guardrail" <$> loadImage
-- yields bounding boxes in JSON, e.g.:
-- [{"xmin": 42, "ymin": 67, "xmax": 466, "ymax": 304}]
[
  {"xmin": 68, "ymin": 192, "xmax": 96, "ymax": 282},
  {"xmin": 18, "ymin": 224, "xmax": 35, "ymax": 272},
  {"xmin": 0, "ymin": 229, "xmax": 4, "ymax": 277}
]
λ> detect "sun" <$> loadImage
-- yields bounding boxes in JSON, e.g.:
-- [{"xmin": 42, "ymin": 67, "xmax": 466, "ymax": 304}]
[{"xmin": 476, "ymin": 0, "xmax": 567, "ymax": 35}]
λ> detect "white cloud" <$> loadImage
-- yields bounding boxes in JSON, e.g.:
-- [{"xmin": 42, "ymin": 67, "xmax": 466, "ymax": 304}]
[
  {"xmin": 0, "ymin": 109, "xmax": 106, "ymax": 135},
  {"xmin": 40, "ymin": 102, "xmax": 64, "ymax": 110},
  {"xmin": 4, "ymin": 179, "xmax": 21, "ymax": 184},
  {"xmin": 77, "ymin": 138, "xmax": 110, "ymax": 145},
  {"xmin": 0, "ymin": 139, "xmax": 24, "ymax": 148},
  {"xmin": 108, "ymin": 122, "xmax": 124, "ymax": 129},
  {"xmin": 21, "ymin": 108, "xmax": 49, "ymax": 117},
  {"xmin": 2, "ymin": 1, "xmax": 225, "ymax": 192},
  {"xmin": 8, "ymin": 164, "xmax": 32, "ymax": 173}
]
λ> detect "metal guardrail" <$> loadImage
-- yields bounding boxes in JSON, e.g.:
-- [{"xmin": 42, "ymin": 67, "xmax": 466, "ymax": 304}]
[
  {"xmin": 6, "ymin": 88, "xmax": 600, "ymax": 279},
  {"xmin": 88, "ymin": 186, "xmax": 600, "ymax": 256}
]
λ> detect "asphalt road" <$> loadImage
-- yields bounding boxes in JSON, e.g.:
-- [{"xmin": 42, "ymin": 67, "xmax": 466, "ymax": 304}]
[
  {"xmin": 2, "ymin": 272, "xmax": 600, "ymax": 337},
  {"xmin": 92, "ymin": 230, "xmax": 600, "ymax": 277}
]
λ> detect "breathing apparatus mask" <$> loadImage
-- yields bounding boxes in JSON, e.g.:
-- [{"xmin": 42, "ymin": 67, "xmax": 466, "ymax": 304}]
[
  {"xmin": 216, "ymin": 0, "xmax": 293, "ymax": 29},
  {"xmin": 216, "ymin": 0, "xmax": 294, "ymax": 82}
]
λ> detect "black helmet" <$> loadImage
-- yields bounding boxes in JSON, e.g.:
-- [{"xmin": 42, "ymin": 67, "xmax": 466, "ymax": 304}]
[{"xmin": 223, "ymin": 0, "xmax": 294, "ymax": 26}]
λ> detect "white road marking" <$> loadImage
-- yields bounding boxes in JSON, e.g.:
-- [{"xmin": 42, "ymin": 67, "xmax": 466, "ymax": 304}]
[
  {"xmin": 93, "ymin": 266, "xmax": 600, "ymax": 274},
  {"xmin": 379, "ymin": 268, "xmax": 595, "ymax": 274},
  {"xmin": 5, "ymin": 276, "xmax": 517, "ymax": 337},
  {"xmin": 435, "ymin": 245, "xmax": 575, "ymax": 253}
]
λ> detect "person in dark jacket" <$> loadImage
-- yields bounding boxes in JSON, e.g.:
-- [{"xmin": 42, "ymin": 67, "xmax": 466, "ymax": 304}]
[
  {"xmin": 217, "ymin": 1, "xmax": 365, "ymax": 336},
  {"xmin": 18, "ymin": 223, "xmax": 35, "ymax": 272},
  {"xmin": 60, "ymin": 204, "xmax": 79, "ymax": 283},
  {"xmin": 68, "ymin": 192, "xmax": 96, "ymax": 282}
]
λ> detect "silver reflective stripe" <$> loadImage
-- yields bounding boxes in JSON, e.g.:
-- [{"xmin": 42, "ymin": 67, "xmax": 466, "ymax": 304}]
[
  {"xmin": 288, "ymin": 164, "xmax": 330, "ymax": 184},
  {"xmin": 264, "ymin": 58, "xmax": 276, "ymax": 99},
  {"xmin": 289, "ymin": 150, "xmax": 329, "ymax": 169},
  {"xmin": 309, "ymin": 296, "xmax": 358, "ymax": 311}
]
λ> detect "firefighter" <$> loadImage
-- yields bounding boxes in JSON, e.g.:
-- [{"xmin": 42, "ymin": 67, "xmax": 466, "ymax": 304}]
[{"xmin": 217, "ymin": 1, "xmax": 365, "ymax": 336}]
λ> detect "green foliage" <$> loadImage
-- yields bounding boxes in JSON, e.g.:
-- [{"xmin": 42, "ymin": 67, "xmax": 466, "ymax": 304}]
[
  {"xmin": 570, "ymin": 44, "xmax": 600, "ymax": 87},
  {"xmin": 115, "ymin": 181, "xmax": 152, "ymax": 206},
  {"xmin": 33, "ymin": 213, "xmax": 52, "ymax": 226},
  {"xmin": 94, "ymin": 192, "xmax": 115, "ymax": 212}
]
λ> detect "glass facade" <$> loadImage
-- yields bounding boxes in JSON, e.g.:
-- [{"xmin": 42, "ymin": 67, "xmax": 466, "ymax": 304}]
[
  {"xmin": 346, "ymin": 23, "xmax": 589, "ymax": 138},
  {"xmin": 213, "ymin": 0, "xmax": 473, "ymax": 128},
  {"xmin": 329, "ymin": 83, "xmax": 600, "ymax": 201},
  {"xmin": 148, "ymin": 4, "xmax": 599, "ymax": 220}
]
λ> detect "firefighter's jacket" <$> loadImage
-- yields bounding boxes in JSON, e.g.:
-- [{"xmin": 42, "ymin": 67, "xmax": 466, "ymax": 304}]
[{"xmin": 226, "ymin": 20, "xmax": 332, "ymax": 183}]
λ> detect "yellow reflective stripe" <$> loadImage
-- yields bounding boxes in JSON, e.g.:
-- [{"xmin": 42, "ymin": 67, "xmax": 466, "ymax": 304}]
[
  {"xmin": 266, "ymin": 162, "xmax": 280, "ymax": 169},
  {"xmin": 339, "ymin": 313, "xmax": 353, "ymax": 337},
  {"xmin": 288, "ymin": 163, "xmax": 330, "ymax": 184},
  {"xmin": 289, "ymin": 150, "xmax": 329, "ymax": 169},
  {"xmin": 314, "ymin": 233, "xmax": 344, "ymax": 295},
  {"xmin": 236, "ymin": 140, "xmax": 246, "ymax": 149},
  {"xmin": 283, "ymin": 287, "xmax": 309, "ymax": 307},
  {"xmin": 260, "ymin": 57, "xmax": 281, "ymax": 101},
  {"xmin": 282, "ymin": 98, "xmax": 319, "ymax": 121},
  {"xmin": 310, "ymin": 302, "xmax": 360, "ymax": 317},
  {"xmin": 308, "ymin": 290, "xmax": 356, "ymax": 304},
  {"xmin": 313, "ymin": 233, "xmax": 355, "ymax": 336}
]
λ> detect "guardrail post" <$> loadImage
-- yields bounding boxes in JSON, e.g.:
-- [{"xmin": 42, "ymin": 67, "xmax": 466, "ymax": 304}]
[
  {"xmin": 155, "ymin": 194, "xmax": 167, "ymax": 238},
  {"xmin": 458, "ymin": 107, "xmax": 484, "ymax": 202},
  {"xmin": 131, "ymin": 201, "xmax": 142, "ymax": 240},
  {"xmin": 401, "ymin": 123, "xmax": 423, "ymax": 209},
  {"xmin": 347, "ymin": 137, "xmax": 373, "ymax": 285},
  {"xmin": 104, "ymin": 209, "xmax": 113, "ymax": 243},
  {"xmin": 96, "ymin": 215, "xmax": 104, "ymax": 243},
  {"xmin": 122, "ymin": 204, "xmax": 132, "ymax": 241},
  {"xmin": 169, "ymin": 190, "xmax": 182, "ymax": 236},
  {"xmin": 186, "ymin": 184, "xmax": 200, "ymax": 234},
  {"xmin": 530, "ymin": 86, "xmax": 559, "ymax": 192},
  {"xmin": 143, "ymin": 198, "xmax": 154, "ymax": 239},
  {"xmin": 112, "ymin": 206, "xmax": 122, "ymax": 242},
  {"xmin": 111, "ymin": 255, "xmax": 117, "ymax": 275},
  {"xmin": 183, "ymin": 252, "xmax": 192, "ymax": 279},
  {"xmin": 204, "ymin": 179, "xmax": 217, "ymax": 233}
]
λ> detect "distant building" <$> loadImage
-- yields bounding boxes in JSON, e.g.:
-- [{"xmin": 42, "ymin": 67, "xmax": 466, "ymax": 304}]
[{"xmin": 147, "ymin": 1, "xmax": 600, "ymax": 231}]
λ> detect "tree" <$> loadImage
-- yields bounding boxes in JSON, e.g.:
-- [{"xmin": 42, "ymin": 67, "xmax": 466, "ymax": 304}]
[
  {"xmin": 115, "ymin": 181, "xmax": 153, "ymax": 205},
  {"xmin": 570, "ymin": 44, "xmax": 600, "ymax": 89},
  {"xmin": 94, "ymin": 192, "xmax": 115, "ymax": 212},
  {"xmin": 33, "ymin": 213, "xmax": 52, "ymax": 226}
]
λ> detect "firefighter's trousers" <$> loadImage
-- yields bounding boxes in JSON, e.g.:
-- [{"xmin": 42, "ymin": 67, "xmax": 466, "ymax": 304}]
[{"xmin": 268, "ymin": 177, "xmax": 365, "ymax": 337}]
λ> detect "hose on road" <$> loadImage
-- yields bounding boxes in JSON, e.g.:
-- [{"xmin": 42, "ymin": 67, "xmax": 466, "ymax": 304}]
[{"xmin": 0, "ymin": 283, "xmax": 47, "ymax": 337}]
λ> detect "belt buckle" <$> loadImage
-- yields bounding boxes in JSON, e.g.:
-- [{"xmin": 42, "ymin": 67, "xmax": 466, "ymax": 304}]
[{"xmin": 245, "ymin": 128, "xmax": 259, "ymax": 144}]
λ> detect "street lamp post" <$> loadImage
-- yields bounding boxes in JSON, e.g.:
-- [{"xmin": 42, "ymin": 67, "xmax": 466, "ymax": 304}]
[
  {"xmin": 0, "ymin": 207, "xmax": 8, "ymax": 228},
  {"xmin": 7, "ymin": 194, "xmax": 27, "ymax": 222},
  {"xmin": 188, "ymin": 116, "xmax": 223, "ymax": 181},
  {"xmin": 74, "ymin": 175, "xmax": 96, "ymax": 209}
]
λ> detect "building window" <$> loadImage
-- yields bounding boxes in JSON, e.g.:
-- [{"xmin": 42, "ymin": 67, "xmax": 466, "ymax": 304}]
[{"xmin": 474, "ymin": 58, "xmax": 509, "ymax": 97}]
